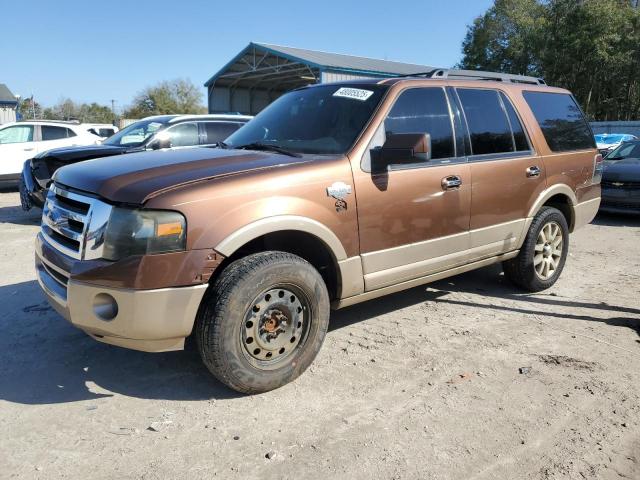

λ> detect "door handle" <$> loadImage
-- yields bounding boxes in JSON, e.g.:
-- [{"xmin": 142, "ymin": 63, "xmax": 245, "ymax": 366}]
[
  {"xmin": 441, "ymin": 175, "xmax": 462, "ymax": 190},
  {"xmin": 23, "ymin": 147, "xmax": 35, "ymax": 151},
  {"xmin": 526, "ymin": 166, "xmax": 541, "ymax": 178}
]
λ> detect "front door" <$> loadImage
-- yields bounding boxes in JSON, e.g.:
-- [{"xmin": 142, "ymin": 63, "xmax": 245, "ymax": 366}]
[{"xmin": 352, "ymin": 87, "xmax": 471, "ymax": 291}]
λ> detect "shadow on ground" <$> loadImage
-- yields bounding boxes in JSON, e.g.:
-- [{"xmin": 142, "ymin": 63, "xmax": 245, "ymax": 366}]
[
  {"xmin": 592, "ymin": 212, "xmax": 640, "ymax": 228},
  {"xmin": 1, "ymin": 264, "xmax": 638, "ymax": 406}
]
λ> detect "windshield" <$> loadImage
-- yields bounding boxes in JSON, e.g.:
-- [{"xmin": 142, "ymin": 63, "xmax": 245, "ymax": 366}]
[
  {"xmin": 104, "ymin": 119, "xmax": 167, "ymax": 147},
  {"xmin": 606, "ymin": 141, "xmax": 640, "ymax": 159},
  {"xmin": 595, "ymin": 134, "xmax": 630, "ymax": 145},
  {"xmin": 225, "ymin": 84, "xmax": 388, "ymax": 155}
]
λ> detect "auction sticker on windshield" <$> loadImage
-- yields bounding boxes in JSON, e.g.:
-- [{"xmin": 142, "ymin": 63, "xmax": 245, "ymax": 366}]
[{"xmin": 333, "ymin": 87, "xmax": 374, "ymax": 101}]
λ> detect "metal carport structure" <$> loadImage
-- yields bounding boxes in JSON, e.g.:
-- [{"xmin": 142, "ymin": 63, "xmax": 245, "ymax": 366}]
[{"xmin": 205, "ymin": 42, "xmax": 437, "ymax": 115}]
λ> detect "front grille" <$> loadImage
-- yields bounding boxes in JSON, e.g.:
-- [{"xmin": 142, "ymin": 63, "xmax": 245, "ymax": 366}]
[{"xmin": 40, "ymin": 185, "xmax": 113, "ymax": 260}]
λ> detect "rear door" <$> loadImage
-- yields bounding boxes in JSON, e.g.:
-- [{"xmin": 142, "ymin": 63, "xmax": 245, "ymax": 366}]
[
  {"xmin": 0, "ymin": 124, "xmax": 37, "ymax": 177},
  {"xmin": 199, "ymin": 121, "xmax": 245, "ymax": 145},
  {"xmin": 455, "ymin": 87, "xmax": 546, "ymax": 258},
  {"xmin": 40, "ymin": 125, "xmax": 79, "ymax": 152},
  {"xmin": 353, "ymin": 86, "xmax": 471, "ymax": 291}
]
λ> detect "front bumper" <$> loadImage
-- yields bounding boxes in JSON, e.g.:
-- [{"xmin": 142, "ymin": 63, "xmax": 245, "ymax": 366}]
[
  {"xmin": 601, "ymin": 187, "xmax": 640, "ymax": 215},
  {"xmin": 20, "ymin": 161, "xmax": 46, "ymax": 210},
  {"xmin": 36, "ymin": 246, "xmax": 208, "ymax": 352}
]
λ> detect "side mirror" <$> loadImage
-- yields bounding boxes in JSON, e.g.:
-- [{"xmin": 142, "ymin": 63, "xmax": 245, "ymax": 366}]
[
  {"xmin": 149, "ymin": 131, "xmax": 172, "ymax": 150},
  {"xmin": 370, "ymin": 133, "xmax": 431, "ymax": 174}
]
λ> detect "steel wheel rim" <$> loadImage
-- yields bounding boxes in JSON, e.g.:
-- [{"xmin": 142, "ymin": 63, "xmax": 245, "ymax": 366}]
[
  {"xmin": 534, "ymin": 221, "xmax": 563, "ymax": 280},
  {"xmin": 240, "ymin": 285, "xmax": 310, "ymax": 370}
]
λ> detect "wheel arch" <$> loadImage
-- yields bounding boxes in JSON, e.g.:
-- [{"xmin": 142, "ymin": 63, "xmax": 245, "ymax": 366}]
[
  {"xmin": 527, "ymin": 184, "xmax": 578, "ymax": 232},
  {"xmin": 213, "ymin": 216, "xmax": 360, "ymax": 301}
]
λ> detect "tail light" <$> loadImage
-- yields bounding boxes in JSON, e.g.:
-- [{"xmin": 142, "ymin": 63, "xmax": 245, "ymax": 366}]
[{"xmin": 592, "ymin": 153, "xmax": 603, "ymax": 184}]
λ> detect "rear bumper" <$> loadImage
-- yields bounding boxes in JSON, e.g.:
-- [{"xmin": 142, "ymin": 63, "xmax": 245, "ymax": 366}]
[
  {"xmin": 573, "ymin": 197, "xmax": 601, "ymax": 230},
  {"xmin": 36, "ymin": 247, "xmax": 208, "ymax": 352}
]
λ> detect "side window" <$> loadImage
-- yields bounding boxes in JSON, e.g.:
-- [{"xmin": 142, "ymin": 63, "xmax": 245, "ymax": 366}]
[
  {"xmin": 42, "ymin": 126, "xmax": 73, "ymax": 141},
  {"xmin": 382, "ymin": 88, "xmax": 455, "ymax": 161},
  {"xmin": 98, "ymin": 128, "xmax": 114, "ymax": 137},
  {"xmin": 457, "ymin": 88, "xmax": 514, "ymax": 156},
  {"xmin": 202, "ymin": 122, "xmax": 244, "ymax": 144},
  {"xmin": 523, "ymin": 91, "xmax": 595, "ymax": 152},
  {"xmin": 0, "ymin": 125, "xmax": 34, "ymax": 144},
  {"xmin": 500, "ymin": 92, "xmax": 530, "ymax": 151},
  {"xmin": 166, "ymin": 122, "xmax": 199, "ymax": 147}
]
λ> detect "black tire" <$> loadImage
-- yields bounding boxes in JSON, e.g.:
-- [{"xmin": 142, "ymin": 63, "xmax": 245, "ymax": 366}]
[
  {"xmin": 196, "ymin": 251, "xmax": 330, "ymax": 394},
  {"xmin": 503, "ymin": 206, "xmax": 570, "ymax": 292}
]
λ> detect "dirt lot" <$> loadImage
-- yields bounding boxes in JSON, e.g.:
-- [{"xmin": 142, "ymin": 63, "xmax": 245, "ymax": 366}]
[{"xmin": 0, "ymin": 189, "xmax": 639, "ymax": 480}]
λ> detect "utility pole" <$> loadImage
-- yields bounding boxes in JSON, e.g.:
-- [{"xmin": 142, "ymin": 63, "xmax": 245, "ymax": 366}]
[{"xmin": 111, "ymin": 99, "xmax": 116, "ymax": 126}]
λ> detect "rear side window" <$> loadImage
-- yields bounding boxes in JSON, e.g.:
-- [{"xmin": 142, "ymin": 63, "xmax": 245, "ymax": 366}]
[
  {"xmin": 457, "ymin": 88, "xmax": 514, "ymax": 155},
  {"xmin": 523, "ymin": 91, "xmax": 595, "ymax": 152},
  {"xmin": 42, "ymin": 126, "xmax": 75, "ymax": 141},
  {"xmin": 500, "ymin": 92, "xmax": 530, "ymax": 151},
  {"xmin": 202, "ymin": 122, "xmax": 244, "ymax": 144},
  {"xmin": 383, "ymin": 88, "xmax": 455, "ymax": 160}
]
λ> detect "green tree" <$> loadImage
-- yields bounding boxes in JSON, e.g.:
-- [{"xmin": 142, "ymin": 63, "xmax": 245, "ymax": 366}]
[
  {"xmin": 459, "ymin": 0, "xmax": 640, "ymax": 120},
  {"xmin": 124, "ymin": 78, "xmax": 206, "ymax": 118},
  {"xmin": 17, "ymin": 98, "xmax": 43, "ymax": 120}
]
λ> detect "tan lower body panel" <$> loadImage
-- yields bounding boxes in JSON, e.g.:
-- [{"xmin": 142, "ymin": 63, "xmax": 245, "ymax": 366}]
[
  {"xmin": 573, "ymin": 197, "xmax": 601, "ymax": 231},
  {"xmin": 361, "ymin": 219, "xmax": 524, "ymax": 291},
  {"xmin": 36, "ymin": 250, "xmax": 208, "ymax": 352},
  {"xmin": 333, "ymin": 250, "xmax": 518, "ymax": 309}
]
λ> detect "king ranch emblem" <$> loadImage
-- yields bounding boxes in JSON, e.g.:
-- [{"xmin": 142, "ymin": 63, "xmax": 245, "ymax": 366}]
[{"xmin": 326, "ymin": 181, "xmax": 352, "ymax": 212}]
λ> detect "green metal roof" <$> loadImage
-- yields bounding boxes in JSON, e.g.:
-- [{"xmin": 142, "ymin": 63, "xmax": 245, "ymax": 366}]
[
  {"xmin": 204, "ymin": 42, "xmax": 436, "ymax": 88},
  {"xmin": 0, "ymin": 84, "xmax": 17, "ymax": 104}
]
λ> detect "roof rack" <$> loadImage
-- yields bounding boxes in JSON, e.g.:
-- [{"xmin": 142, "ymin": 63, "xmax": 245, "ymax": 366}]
[{"xmin": 395, "ymin": 68, "xmax": 546, "ymax": 86}]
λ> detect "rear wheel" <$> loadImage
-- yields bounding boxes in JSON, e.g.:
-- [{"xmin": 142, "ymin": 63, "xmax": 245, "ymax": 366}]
[
  {"xmin": 503, "ymin": 207, "xmax": 569, "ymax": 292},
  {"xmin": 196, "ymin": 251, "xmax": 330, "ymax": 394}
]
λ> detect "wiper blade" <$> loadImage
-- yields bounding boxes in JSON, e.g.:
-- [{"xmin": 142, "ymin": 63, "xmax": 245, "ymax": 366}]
[
  {"xmin": 234, "ymin": 142, "xmax": 301, "ymax": 158},
  {"xmin": 214, "ymin": 141, "xmax": 230, "ymax": 149}
]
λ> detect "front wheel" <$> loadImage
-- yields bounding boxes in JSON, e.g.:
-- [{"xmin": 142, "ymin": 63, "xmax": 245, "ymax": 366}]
[
  {"xmin": 503, "ymin": 206, "xmax": 569, "ymax": 292},
  {"xmin": 196, "ymin": 251, "xmax": 330, "ymax": 394}
]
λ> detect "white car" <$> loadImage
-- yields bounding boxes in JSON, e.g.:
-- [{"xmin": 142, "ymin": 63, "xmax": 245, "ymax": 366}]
[{"xmin": 0, "ymin": 120, "xmax": 101, "ymax": 185}]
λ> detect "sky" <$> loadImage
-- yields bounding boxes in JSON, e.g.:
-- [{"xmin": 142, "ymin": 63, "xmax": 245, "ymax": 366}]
[{"xmin": 3, "ymin": 0, "xmax": 493, "ymax": 111}]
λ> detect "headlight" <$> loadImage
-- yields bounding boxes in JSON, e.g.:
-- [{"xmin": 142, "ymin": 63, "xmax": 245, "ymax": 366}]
[{"xmin": 102, "ymin": 208, "xmax": 186, "ymax": 260}]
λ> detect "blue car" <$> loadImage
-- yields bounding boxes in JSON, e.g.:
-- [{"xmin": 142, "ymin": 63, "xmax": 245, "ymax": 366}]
[{"xmin": 594, "ymin": 133, "xmax": 638, "ymax": 156}]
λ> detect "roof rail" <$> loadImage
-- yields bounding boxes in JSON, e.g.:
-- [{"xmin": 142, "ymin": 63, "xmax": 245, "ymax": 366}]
[
  {"xmin": 18, "ymin": 119, "xmax": 81, "ymax": 125},
  {"xmin": 393, "ymin": 68, "xmax": 545, "ymax": 85},
  {"xmin": 429, "ymin": 69, "xmax": 546, "ymax": 85}
]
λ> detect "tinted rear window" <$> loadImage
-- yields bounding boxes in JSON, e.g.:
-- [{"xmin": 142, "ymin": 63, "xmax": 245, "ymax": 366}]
[
  {"xmin": 202, "ymin": 122, "xmax": 244, "ymax": 144},
  {"xmin": 457, "ymin": 88, "xmax": 514, "ymax": 155},
  {"xmin": 42, "ymin": 126, "xmax": 75, "ymax": 140},
  {"xmin": 500, "ymin": 92, "xmax": 530, "ymax": 151},
  {"xmin": 523, "ymin": 92, "xmax": 595, "ymax": 152}
]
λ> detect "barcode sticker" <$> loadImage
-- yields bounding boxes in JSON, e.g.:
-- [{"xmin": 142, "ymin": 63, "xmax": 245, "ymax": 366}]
[{"xmin": 332, "ymin": 87, "xmax": 374, "ymax": 101}]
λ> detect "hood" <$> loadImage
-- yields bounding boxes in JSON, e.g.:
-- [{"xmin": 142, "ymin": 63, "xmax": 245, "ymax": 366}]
[
  {"xmin": 34, "ymin": 143, "xmax": 130, "ymax": 161},
  {"xmin": 54, "ymin": 147, "xmax": 310, "ymax": 204},
  {"xmin": 603, "ymin": 157, "xmax": 640, "ymax": 183},
  {"xmin": 31, "ymin": 144, "xmax": 131, "ymax": 188}
]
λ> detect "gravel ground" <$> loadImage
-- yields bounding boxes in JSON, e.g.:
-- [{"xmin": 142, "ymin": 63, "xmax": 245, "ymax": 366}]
[{"xmin": 0, "ymin": 188, "xmax": 639, "ymax": 480}]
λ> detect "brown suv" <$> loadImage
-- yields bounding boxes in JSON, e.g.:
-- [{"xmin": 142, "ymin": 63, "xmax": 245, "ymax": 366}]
[{"xmin": 35, "ymin": 70, "xmax": 602, "ymax": 393}]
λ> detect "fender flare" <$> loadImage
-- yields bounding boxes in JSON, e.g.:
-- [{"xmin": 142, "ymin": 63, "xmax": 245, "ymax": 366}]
[
  {"xmin": 527, "ymin": 184, "xmax": 577, "ymax": 219},
  {"xmin": 214, "ymin": 215, "xmax": 348, "ymax": 261}
]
